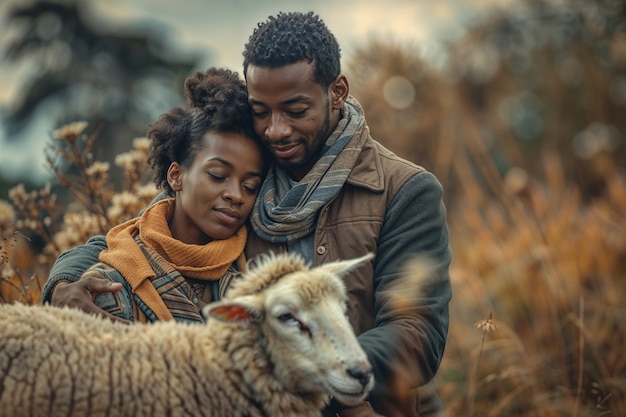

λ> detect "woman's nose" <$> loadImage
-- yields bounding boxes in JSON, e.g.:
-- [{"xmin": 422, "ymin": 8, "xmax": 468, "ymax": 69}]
[{"xmin": 224, "ymin": 181, "xmax": 244, "ymax": 204}]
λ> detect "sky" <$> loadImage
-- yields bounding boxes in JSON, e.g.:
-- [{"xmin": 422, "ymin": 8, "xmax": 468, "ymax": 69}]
[{"xmin": 0, "ymin": 0, "xmax": 515, "ymax": 184}]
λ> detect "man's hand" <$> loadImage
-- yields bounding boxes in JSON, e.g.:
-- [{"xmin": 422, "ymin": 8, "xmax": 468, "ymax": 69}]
[{"xmin": 50, "ymin": 277, "xmax": 129, "ymax": 323}]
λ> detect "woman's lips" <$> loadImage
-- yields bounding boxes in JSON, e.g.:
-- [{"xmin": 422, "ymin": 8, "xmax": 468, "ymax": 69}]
[{"xmin": 214, "ymin": 208, "xmax": 241, "ymax": 225}]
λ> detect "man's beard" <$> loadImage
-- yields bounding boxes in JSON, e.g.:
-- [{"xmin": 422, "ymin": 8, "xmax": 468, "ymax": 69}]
[{"xmin": 280, "ymin": 98, "xmax": 332, "ymax": 172}]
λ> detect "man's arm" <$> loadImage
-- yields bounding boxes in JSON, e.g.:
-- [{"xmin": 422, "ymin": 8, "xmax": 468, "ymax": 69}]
[
  {"xmin": 42, "ymin": 192, "xmax": 169, "ymax": 318},
  {"xmin": 359, "ymin": 171, "xmax": 452, "ymax": 411},
  {"xmin": 41, "ymin": 235, "xmax": 124, "ymax": 321}
]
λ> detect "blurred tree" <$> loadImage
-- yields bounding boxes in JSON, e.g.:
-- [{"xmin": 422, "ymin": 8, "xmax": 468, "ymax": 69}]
[
  {"xmin": 346, "ymin": 38, "xmax": 446, "ymax": 173},
  {"xmin": 1, "ymin": 0, "xmax": 203, "ymax": 169},
  {"xmin": 446, "ymin": 0, "xmax": 626, "ymax": 200},
  {"xmin": 348, "ymin": 0, "xmax": 626, "ymax": 203}
]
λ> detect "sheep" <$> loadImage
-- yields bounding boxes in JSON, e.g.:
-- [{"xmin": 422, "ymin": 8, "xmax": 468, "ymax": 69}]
[{"xmin": 0, "ymin": 252, "xmax": 375, "ymax": 417}]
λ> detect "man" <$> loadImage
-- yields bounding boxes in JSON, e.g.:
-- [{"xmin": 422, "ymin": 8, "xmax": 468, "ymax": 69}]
[{"xmin": 43, "ymin": 11, "xmax": 452, "ymax": 417}]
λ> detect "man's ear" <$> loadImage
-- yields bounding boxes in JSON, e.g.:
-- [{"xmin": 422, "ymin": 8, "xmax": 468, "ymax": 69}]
[
  {"xmin": 167, "ymin": 162, "xmax": 183, "ymax": 191},
  {"xmin": 330, "ymin": 74, "xmax": 349, "ymax": 110}
]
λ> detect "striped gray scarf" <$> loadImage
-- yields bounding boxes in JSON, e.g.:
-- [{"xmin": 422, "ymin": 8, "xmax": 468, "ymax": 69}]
[{"xmin": 251, "ymin": 100, "xmax": 365, "ymax": 243}]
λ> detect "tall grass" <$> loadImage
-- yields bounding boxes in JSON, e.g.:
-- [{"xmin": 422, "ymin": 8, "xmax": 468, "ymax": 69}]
[
  {"xmin": 344, "ymin": 1, "xmax": 626, "ymax": 414},
  {"xmin": 2, "ymin": 121, "xmax": 623, "ymax": 417},
  {"xmin": 0, "ymin": 122, "xmax": 158, "ymax": 303},
  {"xmin": 440, "ymin": 148, "xmax": 625, "ymax": 416},
  {"xmin": 1, "ymin": 0, "xmax": 624, "ymax": 415}
]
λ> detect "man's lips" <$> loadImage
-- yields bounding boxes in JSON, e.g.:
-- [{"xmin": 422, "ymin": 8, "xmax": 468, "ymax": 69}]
[{"xmin": 269, "ymin": 142, "xmax": 300, "ymax": 159}]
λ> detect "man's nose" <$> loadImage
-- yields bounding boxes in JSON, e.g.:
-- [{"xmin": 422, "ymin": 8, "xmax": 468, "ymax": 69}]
[{"xmin": 265, "ymin": 113, "xmax": 292, "ymax": 140}]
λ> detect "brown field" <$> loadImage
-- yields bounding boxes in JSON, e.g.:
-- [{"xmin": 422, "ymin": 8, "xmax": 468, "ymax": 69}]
[
  {"xmin": 1, "ymin": 1, "xmax": 625, "ymax": 415},
  {"xmin": 2, "ymin": 121, "xmax": 623, "ymax": 417}
]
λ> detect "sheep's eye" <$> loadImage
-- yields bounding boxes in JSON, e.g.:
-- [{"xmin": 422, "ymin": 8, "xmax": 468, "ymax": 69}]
[
  {"xmin": 278, "ymin": 313, "xmax": 298, "ymax": 324},
  {"xmin": 277, "ymin": 313, "xmax": 309, "ymax": 333}
]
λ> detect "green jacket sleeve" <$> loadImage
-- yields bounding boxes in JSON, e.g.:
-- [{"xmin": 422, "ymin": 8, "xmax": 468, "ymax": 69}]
[
  {"xmin": 40, "ymin": 235, "xmax": 109, "ymax": 304},
  {"xmin": 358, "ymin": 171, "xmax": 452, "ymax": 405},
  {"xmin": 40, "ymin": 191, "xmax": 171, "ymax": 305}
]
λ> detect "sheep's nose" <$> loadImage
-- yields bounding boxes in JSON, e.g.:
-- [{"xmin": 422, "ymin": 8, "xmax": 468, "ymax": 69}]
[{"xmin": 347, "ymin": 366, "xmax": 373, "ymax": 387}]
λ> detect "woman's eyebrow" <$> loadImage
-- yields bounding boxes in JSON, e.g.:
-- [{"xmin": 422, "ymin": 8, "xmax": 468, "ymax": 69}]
[{"xmin": 208, "ymin": 157, "xmax": 263, "ymax": 177}]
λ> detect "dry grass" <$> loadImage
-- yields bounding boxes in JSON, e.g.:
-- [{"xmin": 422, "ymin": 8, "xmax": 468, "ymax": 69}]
[
  {"xmin": 2, "ymin": 121, "xmax": 623, "ymax": 416},
  {"xmin": 1, "ymin": 1, "xmax": 625, "ymax": 415},
  {"xmin": 346, "ymin": 1, "xmax": 626, "ymax": 414},
  {"xmin": 0, "ymin": 122, "xmax": 158, "ymax": 303},
  {"xmin": 440, "ymin": 150, "xmax": 626, "ymax": 416}
]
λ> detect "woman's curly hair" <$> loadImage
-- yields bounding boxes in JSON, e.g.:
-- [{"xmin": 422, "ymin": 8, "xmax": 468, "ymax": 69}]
[
  {"xmin": 147, "ymin": 68, "xmax": 265, "ymax": 196},
  {"xmin": 242, "ymin": 11, "xmax": 341, "ymax": 89}
]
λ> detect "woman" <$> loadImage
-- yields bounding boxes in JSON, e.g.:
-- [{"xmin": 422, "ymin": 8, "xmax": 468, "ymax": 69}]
[{"xmin": 75, "ymin": 67, "xmax": 268, "ymax": 323}]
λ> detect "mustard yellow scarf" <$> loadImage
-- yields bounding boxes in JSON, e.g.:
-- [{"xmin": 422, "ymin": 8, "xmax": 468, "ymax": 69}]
[{"xmin": 99, "ymin": 198, "xmax": 247, "ymax": 320}]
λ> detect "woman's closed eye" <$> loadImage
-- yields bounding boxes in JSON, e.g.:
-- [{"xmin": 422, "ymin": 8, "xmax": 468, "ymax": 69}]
[
  {"xmin": 208, "ymin": 172, "xmax": 226, "ymax": 181},
  {"xmin": 243, "ymin": 182, "xmax": 260, "ymax": 195}
]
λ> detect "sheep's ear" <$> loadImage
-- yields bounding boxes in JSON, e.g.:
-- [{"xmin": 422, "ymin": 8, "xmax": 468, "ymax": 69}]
[
  {"xmin": 203, "ymin": 302, "xmax": 263, "ymax": 324},
  {"xmin": 318, "ymin": 253, "xmax": 374, "ymax": 277}
]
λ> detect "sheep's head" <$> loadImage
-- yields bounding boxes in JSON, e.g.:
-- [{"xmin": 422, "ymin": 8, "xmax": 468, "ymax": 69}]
[{"xmin": 204, "ymin": 252, "xmax": 375, "ymax": 407}]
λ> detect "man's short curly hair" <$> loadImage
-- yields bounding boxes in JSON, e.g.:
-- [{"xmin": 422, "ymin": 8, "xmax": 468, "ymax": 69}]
[
  {"xmin": 242, "ymin": 11, "xmax": 341, "ymax": 88},
  {"xmin": 147, "ymin": 68, "xmax": 266, "ymax": 196}
]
